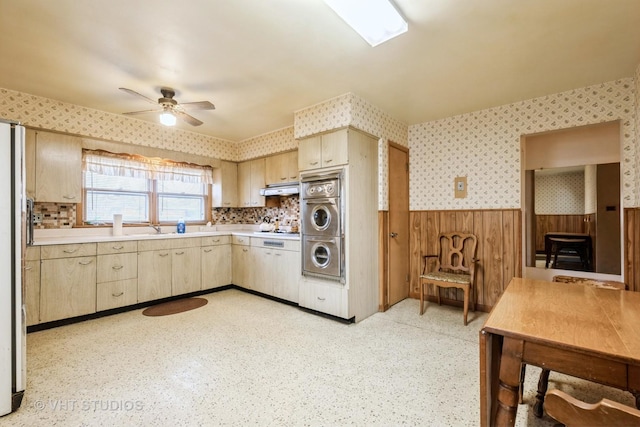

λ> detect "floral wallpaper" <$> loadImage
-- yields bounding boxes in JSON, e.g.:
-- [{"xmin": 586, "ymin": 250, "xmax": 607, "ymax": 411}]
[
  {"xmin": 409, "ymin": 78, "xmax": 637, "ymax": 210},
  {"xmin": 0, "ymin": 88, "xmax": 238, "ymax": 160},
  {"xmin": 294, "ymin": 92, "xmax": 408, "ymax": 210},
  {"xmin": 535, "ymin": 172, "xmax": 585, "ymax": 215},
  {"xmin": 635, "ymin": 63, "xmax": 640, "ymax": 206},
  {"xmin": 237, "ymin": 126, "xmax": 297, "ymax": 160}
]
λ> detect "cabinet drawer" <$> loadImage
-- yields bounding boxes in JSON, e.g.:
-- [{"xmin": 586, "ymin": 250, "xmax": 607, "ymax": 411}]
[
  {"xmin": 299, "ymin": 279, "xmax": 346, "ymax": 318},
  {"xmin": 41, "ymin": 243, "xmax": 97, "ymax": 259},
  {"xmin": 26, "ymin": 246, "xmax": 40, "ymax": 261},
  {"xmin": 97, "ymin": 240, "xmax": 138, "ymax": 255},
  {"xmin": 97, "ymin": 279, "xmax": 138, "ymax": 311},
  {"xmin": 232, "ymin": 235, "xmax": 251, "ymax": 246},
  {"xmin": 201, "ymin": 235, "xmax": 231, "ymax": 246},
  {"xmin": 137, "ymin": 238, "xmax": 171, "ymax": 252},
  {"xmin": 171, "ymin": 237, "xmax": 201, "ymax": 249},
  {"xmin": 97, "ymin": 253, "xmax": 138, "ymax": 283}
]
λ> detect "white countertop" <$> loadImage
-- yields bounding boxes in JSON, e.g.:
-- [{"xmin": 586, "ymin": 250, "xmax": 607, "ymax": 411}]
[{"xmin": 32, "ymin": 225, "xmax": 300, "ymax": 245}]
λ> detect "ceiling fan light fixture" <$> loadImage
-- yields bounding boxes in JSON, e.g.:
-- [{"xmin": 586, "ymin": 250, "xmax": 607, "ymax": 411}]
[
  {"xmin": 323, "ymin": 0, "xmax": 407, "ymax": 47},
  {"xmin": 159, "ymin": 110, "xmax": 177, "ymax": 126}
]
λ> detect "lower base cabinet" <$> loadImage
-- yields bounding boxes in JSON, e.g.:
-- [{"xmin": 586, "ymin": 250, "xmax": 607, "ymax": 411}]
[
  {"xmin": 202, "ymin": 243, "xmax": 232, "ymax": 289},
  {"xmin": 30, "ymin": 234, "xmax": 301, "ymax": 325},
  {"xmin": 40, "ymin": 256, "xmax": 97, "ymax": 322},
  {"xmin": 250, "ymin": 238, "xmax": 300, "ymax": 303},
  {"xmin": 97, "ymin": 279, "xmax": 138, "ymax": 311},
  {"xmin": 299, "ymin": 277, "xmax": 347, "ymax": 318},
  {"xmin": 137, "ymin": 249, "xmax": 172, "ymax": 303},
  {"xmin": 25, "ymin": 247, "xmax": 41, "ymax": 326}
]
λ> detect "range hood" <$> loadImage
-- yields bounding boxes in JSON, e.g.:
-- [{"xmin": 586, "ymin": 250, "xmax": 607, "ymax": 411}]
[{"xmin": 259, "ymin": 183, "xmax": 300, "ymax": 196}]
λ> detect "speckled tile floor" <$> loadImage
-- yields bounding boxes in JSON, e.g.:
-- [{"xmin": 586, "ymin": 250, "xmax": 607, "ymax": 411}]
[{"xmin": 1, "ymin": 289, "xmax": 636, "ymax": 426}]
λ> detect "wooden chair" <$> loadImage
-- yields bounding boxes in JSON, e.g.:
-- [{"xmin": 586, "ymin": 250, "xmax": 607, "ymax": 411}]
[
  {"xmin": 419, "ymin": 232, "xmax": 478, "ymax": 326},
  {"xmin": 545, "ymin": 389, "xmax": 640, "ymax": 427},
  {"xmin": 519, "ymin": 275, "xmax": 630, "ymax": 417}
]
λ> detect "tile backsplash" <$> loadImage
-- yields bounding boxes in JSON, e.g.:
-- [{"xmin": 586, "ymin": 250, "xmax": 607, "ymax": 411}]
[
  {"xmin": 34, "ymin": 203, "xmax": 76, "ymax": 229},
  {"xmin": 35, "ymin": 197, "xmax": 299, "ymax": 229},
  {"xmin": 211, "ymin": 196, "xmax": 300, "ymax": 227}
]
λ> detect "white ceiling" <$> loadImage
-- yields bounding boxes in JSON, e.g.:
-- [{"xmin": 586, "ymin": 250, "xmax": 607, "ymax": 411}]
[{"xmin": 2, "ymin": 0, "xmax": 639, "ymax": 141}]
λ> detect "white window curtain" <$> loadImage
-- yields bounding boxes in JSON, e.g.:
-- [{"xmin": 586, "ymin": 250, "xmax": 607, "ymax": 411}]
[{"xmin": 83, "ymin": 150, "xmax": 213, "ymax": 184}]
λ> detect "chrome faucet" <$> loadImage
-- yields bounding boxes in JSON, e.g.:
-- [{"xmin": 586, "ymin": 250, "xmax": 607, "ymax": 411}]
[{"xmin": 149, "ymin": 224, "xmax": 162, "ymax": 234}]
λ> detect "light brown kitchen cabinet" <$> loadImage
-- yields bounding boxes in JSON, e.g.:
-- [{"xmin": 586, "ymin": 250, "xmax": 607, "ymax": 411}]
[
  {"xmin": 40, "ymin": 243, "xmax": 97, "ymax": 323},
  {"xmin": 251, "ymin": 238, "xmax": 300, "ymax": 303},
  {"xmin": 212, "ymin": 161, "xmax": 238, "ymax": 208},
  {"xmin": 137, "ymin": 244, "xmax": 172, "ymax": 303},
  {"xmin": 265, "ymin": 151, "xmax": 299, "ymax": 185},
  {"xmin": 34, "ymin": 130, "xmax": 82, "ymax": 203},
  {"xmin": 237, "ymin": 158, "xmax": 265, "ymax": 207},
  {"xmin": 201, "ymin": 236, "xmax": 232, "ymax": 289},
  {"xmin": 298, "ymin": 129, "xmax": 348, "ymax": 171},
  {"xmin": 231, "ymin": 235, "xmax": 252, "ymax": 288},
  {"xmin": 171, "ymin": 246, "xmax": 201, "ymax": 295},
  {"xmin": 272, "ymin": 248, "xmax": 300, "ymax": 303},
  {"xmin": 24, "ymin": 246, "xmax": 41, "ymax": 326},
  {"xmin": 96, "ymin": 241, "xmax": 138, "ymax": 311},
  {"xmin": 25, "ymin": 129, "xmax": 36, "ymax": 199}
]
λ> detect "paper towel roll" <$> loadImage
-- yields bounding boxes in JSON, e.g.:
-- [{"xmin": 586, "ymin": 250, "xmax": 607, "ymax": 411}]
[{"xmin": 113, "ymin": 214, "xmax": 123, "ymax": 236}]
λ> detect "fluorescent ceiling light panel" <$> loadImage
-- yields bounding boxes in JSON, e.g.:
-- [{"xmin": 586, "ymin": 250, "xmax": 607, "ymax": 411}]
[{"xmin": 323, "ymin": 0, "xmax": 407, "ymax": 47}]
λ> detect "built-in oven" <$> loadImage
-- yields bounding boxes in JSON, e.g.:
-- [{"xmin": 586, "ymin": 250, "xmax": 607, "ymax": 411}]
[
  {"xmin": 302, "ymin": 235, "xmax": 342, "ymax": 278},
  {"xmin": 300, "ymin": 171, "xmax": 344, "ymax": 281}
]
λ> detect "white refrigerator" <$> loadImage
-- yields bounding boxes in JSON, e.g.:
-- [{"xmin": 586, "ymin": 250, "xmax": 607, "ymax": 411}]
[{"xmin": 0, "ymin": 119, "xmax": 26, "ymax": 416}]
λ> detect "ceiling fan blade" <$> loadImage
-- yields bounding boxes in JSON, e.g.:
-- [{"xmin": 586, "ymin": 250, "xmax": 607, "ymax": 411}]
[
  {"xmin": 174, "ymin": 110, "xmax": 203, "ymax": 126},
  {"xmin": 119, "ymin": 87, "xmax": 157, "ymax": 105},
  {"xmin": 122, "ymin": 109, "xmax": 160, "ymax": 116},
  {"xmin": 179, "ymin": 101, "xmax": 215, "ymax": 110}
]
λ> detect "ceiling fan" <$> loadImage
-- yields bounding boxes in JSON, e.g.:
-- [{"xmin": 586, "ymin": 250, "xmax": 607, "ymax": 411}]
[{"xmin": 119, "ymin": 87, "xmax": 215, "ymax": 127}]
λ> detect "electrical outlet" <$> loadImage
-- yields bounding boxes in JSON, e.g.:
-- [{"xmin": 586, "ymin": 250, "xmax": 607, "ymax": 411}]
[
  {"xmin": 454, "ymin": 177, "xmax": 467, "ymax": 198},
  {"xmin": 33, "ymin": 213, "xmax": 43, "ymax": 224}
]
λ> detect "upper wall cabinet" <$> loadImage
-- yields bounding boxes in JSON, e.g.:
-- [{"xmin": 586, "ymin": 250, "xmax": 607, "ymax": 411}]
[
  {"xmin": 237, "ymin": 158, "xmax": 265, "ymax": 207},
  {"xmin": 25, "ymin": 129, "xmax": 36, "ymax": 199},
  {"xmin": 265, "ymin": 151, "xmax": 298, "ymax": 185},
  {"xmin": 34, "ymin": 130, "xmax": 82, "ymax": 203},
  {"xmin": 212, "ymin": 160, "xmax": 238, "ymax": 208},
  {"xmin": 298, "ymin": 129, "xmax": 348, "ymax": 171}
]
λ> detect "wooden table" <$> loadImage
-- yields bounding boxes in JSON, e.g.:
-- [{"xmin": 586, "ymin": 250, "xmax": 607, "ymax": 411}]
[{"xmin": 479, "ymin": 277, "xmax": 640, "ymax": 426}]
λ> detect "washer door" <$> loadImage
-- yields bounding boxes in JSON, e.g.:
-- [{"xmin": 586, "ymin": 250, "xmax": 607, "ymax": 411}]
[{"xmin": 303, "ymin": 236, "xmax": 342, "ymax": 278}]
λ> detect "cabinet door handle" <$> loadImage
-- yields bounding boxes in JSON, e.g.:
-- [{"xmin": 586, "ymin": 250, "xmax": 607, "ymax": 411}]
[
  {"xmin": 223, "ymin": 202, "xmax": 231, "ymax": 206},
  {"xmin": 204, "ymin": 249, "xmax": 213, "ymax": 253},
  {"xmin": 213, "ymin": 239, "xmax": 220, "ymax": 243},
  {"xmin": 242, "ymin": 248, "xmax": 248, "ymax": 253},
  {"xmin": 78, "ymin": 260, "xmax": 93, "ymax": 265},
  {"xmin": 325, "ymin": 159, "xmax": 333, "ymax": 163},
  {"xmin": 310, "ymin": 161, "xmax": 319, "ymax": 166},
  {"xmin": 112, "ymin": 245, "xmax": 124, "ymax": 250},
  {"xmin": 280, "ymin": 177, "xmax": 287, "ymax": 180},
  {"xmin": 175, "ymin": 251, "xmax": 185, "ymax": 255},
  {"xmin": 317, "ymin": 296, "xmax": 326, "ymax": 301},
  {"xmin": 25, "ymin": 266, "xmax": 33, "ymax": 271},
  {"xmin": 275, "ymin": 253, "xmax": 281, "ymax": 257},
  {"xmin": 112, "ymin": 292, "xmax": 124, "ymax": 297},
  {"xmin": 63, "ymin": 248, "xmax": 78, "ymax": 254},
  {"xmin": 112, "ymin": 265, "xmax": 123, "ymax": 270},
  {"xmin": 159, "ymin": 253, "xmax": 169, "ymax": 257},
  {"xmin": 62, "ymin": 195, "xmax": 76, "ymax": 200}
]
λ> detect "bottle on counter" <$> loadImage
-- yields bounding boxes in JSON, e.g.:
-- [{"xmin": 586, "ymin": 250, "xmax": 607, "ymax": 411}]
[{"xmin": 177, "ymin": 218, "xmax": 186, "ymax": 234}]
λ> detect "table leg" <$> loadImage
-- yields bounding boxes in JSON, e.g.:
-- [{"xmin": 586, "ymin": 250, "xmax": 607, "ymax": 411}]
[{"xmin": 495, "ymin": 337, "xmax": 524, "ymax": 427}]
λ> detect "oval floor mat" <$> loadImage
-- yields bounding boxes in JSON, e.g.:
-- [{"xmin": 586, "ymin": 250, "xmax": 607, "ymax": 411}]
[{"xmin": 142, "ymin": 297, "xmax": 208, "ymax": 317}]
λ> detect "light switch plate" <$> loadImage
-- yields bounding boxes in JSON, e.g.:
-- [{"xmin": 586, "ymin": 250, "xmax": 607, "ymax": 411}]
[{"xmin": 454, "ymin": 176, "xmax": 467, "ymax": 198}]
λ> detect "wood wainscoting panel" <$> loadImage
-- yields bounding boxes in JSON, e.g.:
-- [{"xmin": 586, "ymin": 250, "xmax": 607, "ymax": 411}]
[
  {"xmin": 409, "ymin": 209, "xmax": 522, "ymax": 312},
  {"xmin": 625, "ymin": 208, "xmax": 640, "ymax": 292}
]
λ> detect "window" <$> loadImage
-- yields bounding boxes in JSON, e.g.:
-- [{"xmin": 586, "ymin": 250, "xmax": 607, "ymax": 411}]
[{"xmin": 82, "ymin": 150, "xmax": 212, "ymax": 225}]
